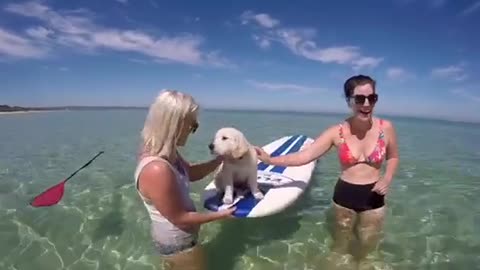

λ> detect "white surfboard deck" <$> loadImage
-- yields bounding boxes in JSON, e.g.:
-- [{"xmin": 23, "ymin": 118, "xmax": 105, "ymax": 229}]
[{"xmin": 202, "ymin": 134, "xmax": 317, "ymax": 218}]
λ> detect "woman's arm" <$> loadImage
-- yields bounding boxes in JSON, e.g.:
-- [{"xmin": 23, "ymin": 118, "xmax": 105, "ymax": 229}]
[
  {"xmin": 256, "ymin": 125, "xmax": 337, "ymax": 167},
  {"xmin": 372, "ymin": 120, "xmax": 399, "ymax": 195},
  {"xmin": 383, "ymin": 120, "xmax": 399, "ymax": 183},
  {"xmin": 178, "ymin": 154, "xmax": 222, "ymax": 182},
  {"xmin": 138, "ymin": 161, "xmax": 234, "ymax": 230}
]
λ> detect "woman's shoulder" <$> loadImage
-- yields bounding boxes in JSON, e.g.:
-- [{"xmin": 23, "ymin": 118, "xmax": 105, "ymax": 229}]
[
  {"xmin": 138, "ymin": 156, "xmax": 175, "ymax": 179},
  {"xmin": 377, "ymin": 117, "xmax": 395, "ymax": 130},
  {"xmin": 328, "ymin": 117, "xmax": 350, "ymax": 129},
  {"xmin": 315, "ymin": 122, "xmax": 345, "ymax": 140},
  {"xmin": 136, "ymin": 157, "xmax": 179, "ymax": 199},
  {"xmin": 325, "ymin": 118, "xmax": 350, "ymax": 133},
  {"xmin": 376, "ymin": 118, "xmax": 396, "ymax": 142}
]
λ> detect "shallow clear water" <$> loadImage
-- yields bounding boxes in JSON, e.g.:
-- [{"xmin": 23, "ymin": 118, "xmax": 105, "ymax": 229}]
[{"xmin": 1, "ymin": 110, "xmax": 479, "ymax": 270}]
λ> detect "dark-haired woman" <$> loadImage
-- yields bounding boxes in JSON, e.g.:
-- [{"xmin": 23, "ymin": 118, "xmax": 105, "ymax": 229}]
[{"xmin": 255, "ymin": 75, "xmax": 400, "ymax": 268}]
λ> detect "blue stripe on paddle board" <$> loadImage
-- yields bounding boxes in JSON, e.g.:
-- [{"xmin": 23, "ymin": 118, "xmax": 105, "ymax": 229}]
[
  {"xmin": 202, "ymin": 190, "xmax": 266, "ymax": 218},
  {"xmin": 257, "ymin": 135, "xmax": 300, "ymax": 171},
  {"xmin": 232, "ymin": 196, "xmax": 258, "ymax": 217},
  {"xmin": 228, "ymin": 184, "xmax": 273, "ymax": 218},
  {"xmin": 269, "ymin": 135, "xmax": 308, "ymax": 173}
]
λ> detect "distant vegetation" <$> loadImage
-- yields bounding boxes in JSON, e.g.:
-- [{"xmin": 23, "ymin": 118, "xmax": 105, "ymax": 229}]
[
  {"xmin": 0, "ymin": 105, "xmax": 49, "ymax": 112},
  {"xmin": 0, "ymin": 105, "xmax": 146, "ymax": 112}
]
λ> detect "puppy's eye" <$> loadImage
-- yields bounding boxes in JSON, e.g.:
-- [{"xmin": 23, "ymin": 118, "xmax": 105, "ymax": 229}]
[{"xmin": 222, "ymin": 136, "xmax": 228, "ymax": 140}]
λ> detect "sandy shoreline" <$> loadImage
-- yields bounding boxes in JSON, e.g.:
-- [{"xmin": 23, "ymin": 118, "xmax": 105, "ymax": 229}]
[{"xmin": 0, "ymin": 110, "xmax": 59, "ymax": 115}]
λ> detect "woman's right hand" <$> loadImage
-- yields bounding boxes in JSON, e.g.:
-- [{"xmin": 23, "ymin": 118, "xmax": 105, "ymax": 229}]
[
  {"xmin": 217, "ymin": 206, "xmax": 237, "ymax": 219},
  {"xmin": 255, "ymin": 146, "xmax": 271, "ymax": 163}
]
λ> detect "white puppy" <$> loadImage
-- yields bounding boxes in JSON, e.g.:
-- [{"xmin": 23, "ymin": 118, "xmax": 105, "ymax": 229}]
[{"xmin": 209, "ymin": 127, "xmax": 264, "ymax": 204}]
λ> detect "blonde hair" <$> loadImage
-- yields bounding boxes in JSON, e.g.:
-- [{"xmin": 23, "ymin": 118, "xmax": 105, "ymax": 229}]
[{"xmin": 141, "ymin": 89, "xmax": 199, "ymax": 161}]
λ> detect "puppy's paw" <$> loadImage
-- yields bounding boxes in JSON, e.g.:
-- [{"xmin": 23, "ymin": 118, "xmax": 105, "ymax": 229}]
[
  {"xmin": 222, "ymin": 194, "xmax": 234, "ymax": 205},
  {"xmin": 253, "ymin": 190, "xmax": 264, "ymax": 200}
]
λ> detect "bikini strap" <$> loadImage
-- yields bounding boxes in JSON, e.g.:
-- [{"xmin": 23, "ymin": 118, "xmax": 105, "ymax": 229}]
[
  {"xmin": 378, "ymin": 119, "xmax": 385, "ymax": 139},
  {"xmin": 338, "ymin": 123, "xmax": 345, "ymax": 143}
]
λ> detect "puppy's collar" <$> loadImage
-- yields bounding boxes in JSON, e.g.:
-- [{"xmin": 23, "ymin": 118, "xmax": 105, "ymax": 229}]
[{"xmin": 226, "ymin": 152, "xmax": 246, "ymax": 161}]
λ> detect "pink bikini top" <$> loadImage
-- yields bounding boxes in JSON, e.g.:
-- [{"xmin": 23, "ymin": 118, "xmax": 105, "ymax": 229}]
[{"xmin": 338, "ymin": 119, "xmax": 386, "ymax": 166}]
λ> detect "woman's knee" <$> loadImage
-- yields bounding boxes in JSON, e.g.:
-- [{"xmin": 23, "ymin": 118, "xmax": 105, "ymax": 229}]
[{"xmin": 357, "ymin": 226, "xmax": 382, "ymax": 246}]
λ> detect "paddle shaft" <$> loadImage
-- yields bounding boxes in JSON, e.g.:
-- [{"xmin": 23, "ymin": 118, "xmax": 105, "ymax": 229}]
[{"xmin": 63, "ymin": 151, "xmax": 104, "ymax": 183}]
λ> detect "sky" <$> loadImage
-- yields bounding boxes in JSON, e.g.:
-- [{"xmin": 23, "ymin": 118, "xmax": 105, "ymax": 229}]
[{"xmin": 1, "ymin": 0, "xmax": 479, "ymax": 122}]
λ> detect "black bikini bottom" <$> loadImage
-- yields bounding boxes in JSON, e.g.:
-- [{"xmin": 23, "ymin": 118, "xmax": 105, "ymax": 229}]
[{"xmin": 332, "ymin": 178, "xmax": 385, "ymax": 213}]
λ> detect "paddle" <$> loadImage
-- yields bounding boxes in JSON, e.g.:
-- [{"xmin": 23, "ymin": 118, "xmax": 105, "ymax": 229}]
[{"xmin": 29, "ymin": 151, "xmax": 105, "ymax": 207}]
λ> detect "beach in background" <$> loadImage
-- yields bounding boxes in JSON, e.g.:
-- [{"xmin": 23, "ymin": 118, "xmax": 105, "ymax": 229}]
[
  {"xmin": 0, "ymin": 111, "xmax": 57, "ymax": 115},
  {"xmin": 1, "ymin": 109, "xmax": 479, "ymax": 270}
]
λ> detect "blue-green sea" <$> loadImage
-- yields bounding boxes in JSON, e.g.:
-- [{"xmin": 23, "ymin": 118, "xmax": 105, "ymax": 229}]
[{"xmin": 1, "ymin": 109, "xmax": 479, "ymax": 270}]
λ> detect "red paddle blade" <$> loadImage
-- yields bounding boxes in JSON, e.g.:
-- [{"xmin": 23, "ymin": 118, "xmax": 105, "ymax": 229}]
[{"xmin": 30, "ymin": 180, "xmax": 67, "ymax": 207}]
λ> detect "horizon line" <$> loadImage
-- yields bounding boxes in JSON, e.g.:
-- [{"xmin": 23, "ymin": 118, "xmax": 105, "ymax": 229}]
[{"xmin": 1, "ymin": 104, "xmax": 479, "ymax": 125}]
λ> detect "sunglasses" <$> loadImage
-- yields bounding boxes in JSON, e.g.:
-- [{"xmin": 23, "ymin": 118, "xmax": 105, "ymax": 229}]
[
  {"xmin": 351, "ymin": 94, "xmax": 378, "ymax": 105},
  {"xmin": 190, "ymin": 122, "xmax": 199, "ymax": 133}
]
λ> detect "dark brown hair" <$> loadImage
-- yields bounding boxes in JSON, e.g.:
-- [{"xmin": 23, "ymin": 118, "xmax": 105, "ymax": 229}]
[{"xmin": 343, "ymin": 74, "xmax": 376, "ymax": 102}]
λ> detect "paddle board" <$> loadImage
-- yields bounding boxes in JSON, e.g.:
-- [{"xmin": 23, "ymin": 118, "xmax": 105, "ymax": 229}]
[{"xmin": 202, "ymin": 134, "xmax": 317, "ymax": 218}]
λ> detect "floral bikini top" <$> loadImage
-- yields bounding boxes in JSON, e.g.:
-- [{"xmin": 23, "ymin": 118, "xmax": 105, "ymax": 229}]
[{"xmin": 338, "ymin": 119, "xmax": 386, "ymax": 166}]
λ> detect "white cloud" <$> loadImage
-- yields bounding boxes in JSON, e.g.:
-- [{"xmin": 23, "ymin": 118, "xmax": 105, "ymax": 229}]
[
  {"xmin": 203, "ymin": 51, "xmax": 234, "ymax": 68},
  {"xmin": 25, "ymin": 26, "xmax": 53, "ymax": 39},
  {"xmin": 246, "ymin": 79, "xmax": 325, "ymax": 93},
  {"xmin": 386, "ymin": 67, "xmax": 414, "ymax": 80},
  {"xmin": 92, "ymin": 30, "xmax": 203, "ymax": 63},
  {"xmin": 241, "ymin": 11, "xmax": 279, "ymax": 28},
  {"xmin": 460, "ymin": 1, "xmax": 480, "ymax": 16},
  {"xmin": 0, "ymin": 28, "xmax": 47, "ymax": 59},
  {"xmin": 116, "ymin": 0, "xmax": 128, "ymax": 4},
  {"xmin": 240, "ymin": 12, "xmax": 383, "ymax": 69},
  {"xmin": 253, "ymin": 35, "xmax": 271, "ymax": 49},
  {"xmin": 431, "ymin": 63, "xmax": 468, "ymax": 81},
  {"xmin": 3, "ymin": 1, "xmax": 230, "ymax": 67},
  {"xmin": 352, "ymin": 56, "xmax": 384, "ymax": 70}
]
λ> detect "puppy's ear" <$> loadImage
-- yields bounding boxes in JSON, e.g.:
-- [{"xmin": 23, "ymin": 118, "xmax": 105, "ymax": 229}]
[{"xmin": 232, "ymin": 134, "xmax": 249, "ymax": 159}]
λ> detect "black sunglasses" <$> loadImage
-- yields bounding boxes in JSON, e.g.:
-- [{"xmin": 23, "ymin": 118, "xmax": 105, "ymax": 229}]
[
  {"xmin": 191, "ymin": 122, "xmax": 199, "ymax": 133},
  {"xmin": 351, "ymin": 94, "xmax": 378, "ymax": 105}
]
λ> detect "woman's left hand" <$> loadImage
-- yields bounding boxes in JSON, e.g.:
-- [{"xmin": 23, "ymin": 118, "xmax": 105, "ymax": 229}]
[
  {"xmin": 255, "ymin": 146, "xmax": 271, "ymax": 163},
  {"xmin": 371, "ymin": 178, "xmax": 391, "ymax": 195}
]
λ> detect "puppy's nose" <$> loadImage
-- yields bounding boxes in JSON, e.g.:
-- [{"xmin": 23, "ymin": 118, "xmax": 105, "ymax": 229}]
[{"xmin": 208, "ymin": 143, "xmax": 214, "ymax": 150}]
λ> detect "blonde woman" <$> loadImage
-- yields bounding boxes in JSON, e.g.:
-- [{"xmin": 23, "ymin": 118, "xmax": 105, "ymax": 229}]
[{"xmin": 134, "ymin": 90, "xmax": 235, "ymax": 269}]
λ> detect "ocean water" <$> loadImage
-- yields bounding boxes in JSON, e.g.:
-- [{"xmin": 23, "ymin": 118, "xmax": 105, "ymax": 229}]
[{"xmin": 1, "ymin": 109, "xmax": 479, "ymax": 270}]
